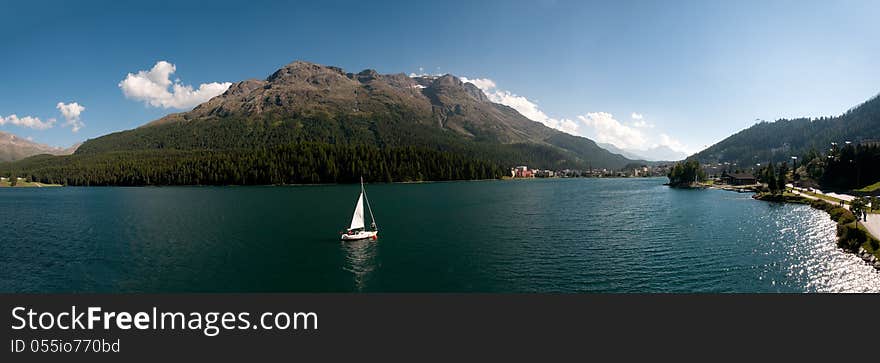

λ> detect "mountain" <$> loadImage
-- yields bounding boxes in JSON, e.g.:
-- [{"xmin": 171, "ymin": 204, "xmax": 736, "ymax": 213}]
[
  {"xmin": 3, "ymin": 61, "xmax": 647, "ymax": 185},
  {"xmin": 692, "ymin": 94, "xmax": 880, "ymax": 166},
  {"xmin": 77, "ymin": 61, "xmax": 639, "ymax": 170},
  {"xmin": 0, "ymin": 131, "xmax": 77, "ymax": 162},
  {"xmin": 597, "ymin": 143, "xmax": 645, "ymax": 160},
  {"xmin": 597, "ymin": 143, "xmax": 686, "ymax": 162},
  {"xmin": 640, "ymin": 146, "xmax": 688, "ymax": 162}
]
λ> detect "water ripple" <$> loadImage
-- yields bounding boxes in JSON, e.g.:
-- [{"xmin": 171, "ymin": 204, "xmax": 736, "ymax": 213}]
[{"xmin": 2, "ymin": 180, "xmax": 879, "ymax": 292}]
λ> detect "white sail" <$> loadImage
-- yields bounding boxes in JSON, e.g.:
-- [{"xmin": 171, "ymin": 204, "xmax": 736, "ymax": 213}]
[{"xmin": 349, "ymin": 192, "xmax": 365, "ymax": 231}]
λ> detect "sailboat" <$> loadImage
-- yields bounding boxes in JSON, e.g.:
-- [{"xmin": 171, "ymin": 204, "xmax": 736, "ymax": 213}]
[{"xmin": 341, "ymin": 177, "xmax": 379, "ymax": 241}]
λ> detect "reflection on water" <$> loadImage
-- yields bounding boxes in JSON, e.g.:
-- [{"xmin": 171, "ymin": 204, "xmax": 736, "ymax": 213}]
[
  {"xmin": 341, "ymin": 239, "xmax": 378, "ymax": 291},
  {"xmin": 2, "ymin": 180, "xmax": 879, "ymax": 292}
]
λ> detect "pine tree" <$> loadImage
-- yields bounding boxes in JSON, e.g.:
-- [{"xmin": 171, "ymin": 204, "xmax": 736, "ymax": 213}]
[
  {"xmin": 776, "ymin": 162, "xmax": 788, "ymax": 193},
  {"xmin": 765, "ymin": 162, "xmax": 777, "ymax": 194}
]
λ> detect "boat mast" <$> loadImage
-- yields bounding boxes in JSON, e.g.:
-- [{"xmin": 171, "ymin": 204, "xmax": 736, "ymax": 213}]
[{"xmin": 361, "ymin": 176, "xmax": 378, "ymax": 230}]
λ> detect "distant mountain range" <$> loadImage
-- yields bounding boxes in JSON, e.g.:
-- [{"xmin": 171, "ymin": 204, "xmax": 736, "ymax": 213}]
[
  {"xmin": 2, "ymin": 61, "xmax": 648, "ymax": 186},
  {"xmin": 692, "ymin": 94, "xmax": 880, "ymax": 166},
  {"xmin": 0, "ymin": 131, "xmax": 78, "ymax": 162},
  {"xmin": 597, "ymin": 143, "xmax": 687, "ymax": 162},
  {"xmin": 77, "ymin": 61, "xmax": 642, "ymax": 170},
  {"xmin": 8, "ymin": 62, "xmax": 878, "ymax": 183}
]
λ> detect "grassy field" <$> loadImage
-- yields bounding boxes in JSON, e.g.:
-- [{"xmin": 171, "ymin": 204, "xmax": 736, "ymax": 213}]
[
  {"xmin": 791, "ymin": 188, "xmax": 847, "ymax": 205},
  {"xmin": 855, "ymin": 181, "xmax": 880, "ymax": 193},
  {"xmin": 0, "ymin": 179, "xmax": 62, "ymax": 187}
]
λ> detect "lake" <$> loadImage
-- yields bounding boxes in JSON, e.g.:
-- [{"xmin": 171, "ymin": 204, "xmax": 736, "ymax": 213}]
[{"xmin": 2, "ymin": 177, "xmax": 879, "ymax": 292}]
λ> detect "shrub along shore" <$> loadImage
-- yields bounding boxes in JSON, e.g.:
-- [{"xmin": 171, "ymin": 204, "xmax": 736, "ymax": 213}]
[{"xmin": 754, "ymin": 192, "xmax": 880, "ymax": 269}]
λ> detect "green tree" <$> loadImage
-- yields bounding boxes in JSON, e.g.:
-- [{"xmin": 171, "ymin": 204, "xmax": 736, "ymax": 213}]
[
  {"xmin": 667, "ymin": 160, "xmax": 705, "ymax": 187},
  {"xmin": 851, "ymin": 197, "xmax": 868, "ymax": 223},
  {"xmin": 776, "ymin": 162, "xmax": 788, "ymax": 193},
  {"xmin": 0, "ymin": 142, "xmax": 509, "ymax": 186},
  {"xmin": 763, "ymin": 162, "xmax": 778, "ymax": 194}
]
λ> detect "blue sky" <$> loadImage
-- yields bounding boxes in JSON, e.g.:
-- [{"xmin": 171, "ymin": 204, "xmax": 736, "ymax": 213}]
[{"xmin": 2, "ymin": 0, "xmax": 879, "ymax": 156}]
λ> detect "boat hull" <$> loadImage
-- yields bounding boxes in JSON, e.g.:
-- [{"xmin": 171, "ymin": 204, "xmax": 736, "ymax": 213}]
[{"xmin": 341, "ymin": 230, "xmax": 378, "ymax": 241}]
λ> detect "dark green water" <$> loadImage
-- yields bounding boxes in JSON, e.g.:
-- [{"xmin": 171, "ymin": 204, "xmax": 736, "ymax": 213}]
[{"xmin": 2, "ymin": 178, "xmax": 879, "ymax": 292}]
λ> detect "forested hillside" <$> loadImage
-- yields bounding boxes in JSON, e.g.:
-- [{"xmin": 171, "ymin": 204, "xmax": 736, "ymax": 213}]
[
  {"xmin": 75, "ymin": 61, "xmax": 637, "ymax": 170},
  {"xmin": 1, "ymin": 143, "xmax": 505, "ymax": 186},
  {"xmin": 692, "ymin": 94, "xmax": 880, "ymax": 166},
  {"xmin": 1, "ymin": 61, "xmax": 642, "ymax": 185}
]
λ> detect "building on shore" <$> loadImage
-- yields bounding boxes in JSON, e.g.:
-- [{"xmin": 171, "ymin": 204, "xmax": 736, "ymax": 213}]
[
  {"xmin": 534, "ymin": 169, "xmax": 555, "ymax": 178},
  {"xmin": 631, "ymin": 165, "xmax": 652, "ymax": 177},
  {"xmin": 721, "ymin": 172, "xmax": 757, "ymax": 185},
  {"xmin": 509, "ymin": 165, "xmax": 675, "ymax": 179},
  {"xmin": 511, "ymin": 166, "xmax": 534, "ymax": 178}
]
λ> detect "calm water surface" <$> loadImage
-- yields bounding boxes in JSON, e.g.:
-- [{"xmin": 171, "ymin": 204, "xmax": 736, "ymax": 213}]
[{"xmin": 2, "ymin": 178, "xmax": 879, "ymax": 292}]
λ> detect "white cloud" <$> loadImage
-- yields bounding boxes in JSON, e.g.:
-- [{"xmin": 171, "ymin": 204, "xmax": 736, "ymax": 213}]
[
  {"xmin": 0, "ymin": 114, "xmax": 56, "ymax": 130},
  {"xmin": 578, "ymin": 112, "xmax": 647, "ymax": 150},
  {"xmin": 459, "ymin": 76, "xmax": 692, "ymax": 155},
  {"xmin": 548, "ymin": 118, "xmax": 581, "ymax": 136},
  {"xmin": 56, "ymin": 102, "xmax": 85, "ymax": 132},
  {"xmin": 577, "ymin": 113, "xmax": 693, "ymax": 155},
  {"xmin": 460, "ymin": 76, "xmax": 580, "ymax": 135},
  {"xmin": 632, "ymin": 120, "xmax": 653, "ymax": 128},
  {"xmin": 408, "ymin": 67, "xmax": 442, "ymax": 78},
  {"xmin": 119, "ymin": 61, "xmax": 232, "ymax": 109},
  {"xmin": 1, "ymin": 101, "xmax": 85, "ymax": 133},
  {"xmin": 657, "ymin": 133, "xmax": 691, "ymax": 154},
  {"xmin": 629, "ymin": 112, "xmax": 654, "ymax": 128},
  {"xmin": 460, "ymin": 77, "xmax": 497, "ymax": 91}
]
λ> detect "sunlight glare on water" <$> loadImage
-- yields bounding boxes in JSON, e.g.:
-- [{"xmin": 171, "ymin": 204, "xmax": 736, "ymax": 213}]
[{"xmin": 780, "ymin": 207, "xmax": 880, "ymax": 292}]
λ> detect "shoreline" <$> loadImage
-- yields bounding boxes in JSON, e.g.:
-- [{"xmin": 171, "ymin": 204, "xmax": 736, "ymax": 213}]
[
  {"xmin": 0, "ymin": 182, "xmax": 63, "ymax": 188},
  {"xmin": 3, "ymin": 175, "xmax": 666, "ymax": 188},
  {"xmin": 670, "ymin": 181, "xmax": 880, "ymax": 271},
  {"xmin": 751, "ymin": 192, "xmax": 880, "ymax": 271}
]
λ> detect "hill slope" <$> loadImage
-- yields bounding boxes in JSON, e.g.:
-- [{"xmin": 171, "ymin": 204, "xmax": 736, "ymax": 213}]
[
  {"xmin": 0, "ymin": 131, "xmax": 77, "ymax": 162},
  {"xmin": 692, "ymin": 94, "xmax": 880, "ymax": 165},
  {"xmin": 77, "ymin": 61, "xmax": 637, "ymax": 170}
]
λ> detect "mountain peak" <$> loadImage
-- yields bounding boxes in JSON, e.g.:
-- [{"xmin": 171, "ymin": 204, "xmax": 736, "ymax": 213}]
[
  {"xmin": 277, "ymin": 60, "xmax": 325, "ymax": 71},
  {"xmin": 0, "ymin": 131, "xmax": 78, "ymax": 162},
  {"xmin": 265, "ymin": 60, "xmax": 347, "ymax": 84},
  {"xmin": 355, "ymin": 69, "xmax": 381, "ymax": 82},
  {"xmin": 103, "ymin": 60, "xmax": 638, "ymax": 169},
  {"xmin": 433, "ymin": 74, "xmax": 462, "ymax": 87}
]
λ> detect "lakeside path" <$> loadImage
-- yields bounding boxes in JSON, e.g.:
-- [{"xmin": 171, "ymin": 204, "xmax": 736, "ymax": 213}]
[
  {"xmin": 790, "ymin": 187, "xmax": 880, "ymax": 240},
  {"xmin": 790, "ymin": 188, "xmax": 849, "ymax": 209},
  {"xmin": 790, "ymin": 185, "xmax": 852, "ymax": 204},
  {"xmin": 865, "ymin": 214, "xmax": 880, "ymax": 242}
]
